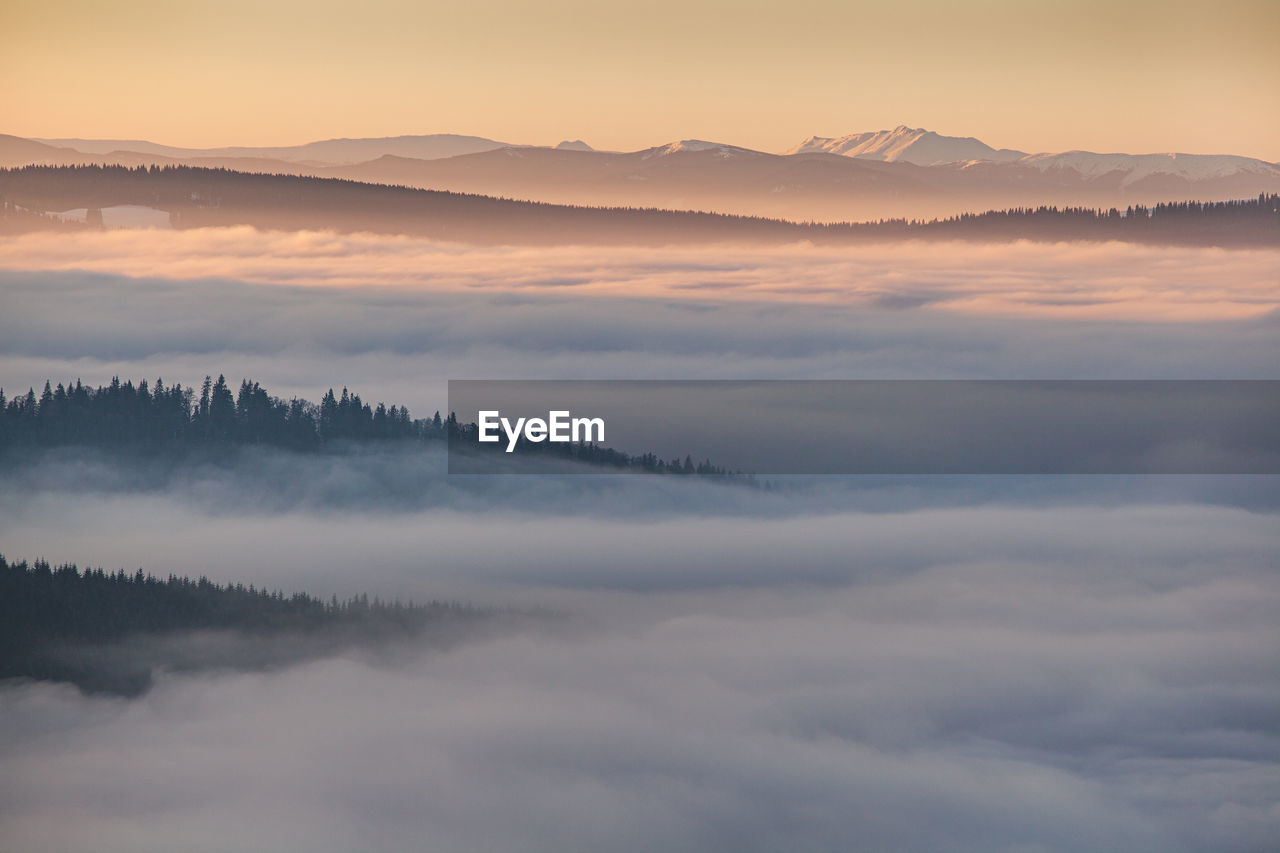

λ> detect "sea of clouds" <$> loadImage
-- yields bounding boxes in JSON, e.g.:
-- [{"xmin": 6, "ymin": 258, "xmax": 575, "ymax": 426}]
[{"xmin": 1, "ymin": 229, "xmax": 1277, "ymax": 852}]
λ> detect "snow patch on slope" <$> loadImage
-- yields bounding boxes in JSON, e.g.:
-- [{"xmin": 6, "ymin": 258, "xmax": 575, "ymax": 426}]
[
  {"xmin": 642, "ymin": 140, "xmax": 763, "ymax": 160},
  {"xmin": 788, "ymin": 126, "xmax": 1026, "ymax": 165},
  {"xmin": 791, "ymin": 126, "xmax": 1280, "ymax": 184},
  {"xmin": 1020, "ymin": 151, "xmax": 1280, "ymax": 185}
]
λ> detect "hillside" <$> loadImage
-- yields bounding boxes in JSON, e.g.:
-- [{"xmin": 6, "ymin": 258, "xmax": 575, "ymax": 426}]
[{"xmin": 1, "ymin": 165, "xmax": 1276, "ymax": 248}]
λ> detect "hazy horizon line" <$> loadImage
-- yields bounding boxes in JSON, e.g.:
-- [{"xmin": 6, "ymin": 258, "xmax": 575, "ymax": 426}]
[{"xmin": 12, "ymin": 126, "xmax": 1278, "ymax": 163}]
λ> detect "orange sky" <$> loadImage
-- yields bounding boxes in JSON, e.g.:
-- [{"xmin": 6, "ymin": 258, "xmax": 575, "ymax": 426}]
[{"xmin": 4, "ymin": 0, "xmax": 1277, "ymax": 159}]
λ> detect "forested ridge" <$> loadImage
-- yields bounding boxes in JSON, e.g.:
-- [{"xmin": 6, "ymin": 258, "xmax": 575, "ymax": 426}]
[
  {"xmin": 0, "ymin": 554, "xmax": 485, "ymax": 696},
  {"xmin": 2, "ymin": 165, "xmax": 1276, "ymax": 247},
  {"xmin": 0, "ymin": 553, "xmax": 463, "ymax": 642},
  {"xmin": 0, "ymin": 374, "xmax": 433, "ymax": 449}
]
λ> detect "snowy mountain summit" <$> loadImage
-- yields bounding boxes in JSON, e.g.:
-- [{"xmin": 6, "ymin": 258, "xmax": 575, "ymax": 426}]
[
  {"xmin": 642, "ymin": 140, "xmax": 761, "ymax": 159},
  {"xmin": 788, "ymin": 126, "xmax": 1280, "ymax": 184},
  {"xmin": 787, "ymin": 126, "xmax": 1026, "ymax": 165}
]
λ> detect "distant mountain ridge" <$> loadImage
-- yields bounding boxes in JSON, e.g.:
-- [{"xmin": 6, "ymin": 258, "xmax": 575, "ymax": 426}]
[
  {"xmin": 30, "ymin": 133, "xmax": 515, "ymax": 165},
  {"xmin": 3, "ymin": 128, "xmax": 1277, "ymax": 222},
  {"xmin": 787, "ymin": 125, "xmax": 1278, "ymax": 187}
]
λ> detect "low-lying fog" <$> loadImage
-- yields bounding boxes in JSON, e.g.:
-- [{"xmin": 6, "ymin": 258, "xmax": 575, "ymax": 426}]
[
  {"xmin": 3, "ymin": 461, "xmax": 1276, "ymax": 851},
  {"xmin": 1, "ymin": 233, "xmax": 1277, "ymax": 851},
  {"xmin": 2, "ymin": 229, "xmax": 1278, "ymax": 322},
  {"xmin": 4, "ymin": 453, "xmax": 1278, "ymax": 598},
  {"xmin": 2, "ymin": 265, "xmax": 1278, "ymax": 419},
  {"xmin": 2, "ymin": 478, "xmax": 1277, "ymax": 852}
]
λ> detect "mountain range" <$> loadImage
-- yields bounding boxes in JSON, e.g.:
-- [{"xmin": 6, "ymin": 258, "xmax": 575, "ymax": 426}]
[{"xmin": 2, "ymin": 127, "xmax": 1277, "ymax": 222}]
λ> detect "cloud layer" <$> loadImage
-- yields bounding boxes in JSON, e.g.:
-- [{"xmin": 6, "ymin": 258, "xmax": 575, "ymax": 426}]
[
  {"xmin": 2, "ymin": 227, "xmax": 1278, "ymax": 319},
  {"xmin": 3, "ymin": 267, "xmax": 1278, "ymax": 418},
  {"xmin": 2, "ymin": 534, "xmax": 1277, "ymax": 852},
  {"xmin": 2, "ymin": 229, "xmax": 1277, "ymax": 851}
]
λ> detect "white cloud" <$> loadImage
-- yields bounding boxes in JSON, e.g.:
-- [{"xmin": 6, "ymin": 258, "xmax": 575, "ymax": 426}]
[
  {"xmin": 0, "ymin": 227, "xmax": 1277, "ymax": 319},
  {"xmin": 2, "ymin": 225, "xmax": 1278, "ymax": 852},
  {"xmin": 2, "ymin": 536, "xmax": 1276, "ymax": 852}
]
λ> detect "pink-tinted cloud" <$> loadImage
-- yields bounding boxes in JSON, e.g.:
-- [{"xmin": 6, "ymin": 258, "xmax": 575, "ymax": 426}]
[{"xmin": 1, "ymin": 227, "xmax": 1277, "ymax": 320}]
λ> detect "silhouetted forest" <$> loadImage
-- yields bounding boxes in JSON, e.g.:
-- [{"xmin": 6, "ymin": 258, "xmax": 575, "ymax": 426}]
[
  {"xmin": 0, "ymin": 164, "xmax": 818, "ymax": 245},
  {"xmin": 0, "ymin": 554, "xmax": 485, "ymax": 696},
  {"xmin": 2, "ymin": 165, "xmax": 1275, "ymax": 247},
  {"xmin": 0, "ymin": 375, "xmax": 737, "ymax": 476},
  {"xmin": 891, "ymin": 198, "xmax": 1280, "ymax": 245},
  {"xmin": 0, "ymin": 375, "xmax": 434, "ymax": 450}
]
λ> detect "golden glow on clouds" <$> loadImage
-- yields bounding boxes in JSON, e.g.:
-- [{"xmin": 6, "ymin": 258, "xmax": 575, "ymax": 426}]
[
  {"xmin": 3, "ymin": 0, "xmax": 1277, "ymax": 158},
  {"xmin": 2, "ymin": 227, "xmax": 1277, "ymax": 321}
]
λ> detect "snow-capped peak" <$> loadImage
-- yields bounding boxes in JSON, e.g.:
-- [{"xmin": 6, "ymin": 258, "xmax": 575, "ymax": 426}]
[
  {"xmin": 641, "ymin": 140, "xmax": 761, "ymax": 159},
  {"xmin": 787, "ymin": 126, "xmax": 1280, "ymax": 183},
  {"xmin": 787, "ymin": 127, "xmax": 1026, "ymax": 165}
]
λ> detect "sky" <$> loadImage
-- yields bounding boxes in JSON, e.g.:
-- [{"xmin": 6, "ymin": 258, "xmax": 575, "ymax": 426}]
[{"xmin": 3, "ymin": 0, "xmax": 1278, "ymax": 159}]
